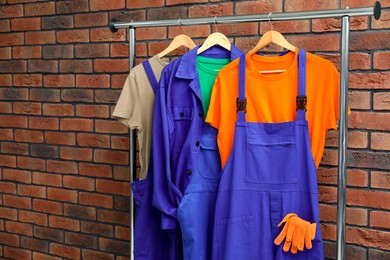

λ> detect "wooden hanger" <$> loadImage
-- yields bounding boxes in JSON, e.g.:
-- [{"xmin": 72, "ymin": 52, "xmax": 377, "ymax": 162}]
[
  {"xmin": 248, "ymin": 30, "xmax": 296, "ymax": 74},
  {"xmin": 157, "ymin": 34, "xmax": 196, "ymax": 58},
  {"xmin": 197, "ymin": 32, "xmax": 231, "ymax": 54}
]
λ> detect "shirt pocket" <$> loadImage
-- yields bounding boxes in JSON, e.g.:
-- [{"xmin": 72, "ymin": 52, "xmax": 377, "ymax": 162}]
[
  {"xmin": 198, "ymin": 133, "xmax": 221, "ymax": 180},
  {"xmin": 171, "ymin": 106, "xmax": 194, "ymax": 149},
  {"xmin": 246, "ymin": 135, "xmax": 298, "ymax": 184}
]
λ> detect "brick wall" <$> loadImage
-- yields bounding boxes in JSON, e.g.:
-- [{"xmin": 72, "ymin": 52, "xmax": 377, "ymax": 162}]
[{"xmin": 0, "ymin": 0, "xmax": 389, "ymax": 259}]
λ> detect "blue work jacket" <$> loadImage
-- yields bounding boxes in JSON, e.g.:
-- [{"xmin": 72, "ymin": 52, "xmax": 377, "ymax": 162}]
[{"xmin": 152, "ymin": 44, "xmax": 243, "ymax": 229}]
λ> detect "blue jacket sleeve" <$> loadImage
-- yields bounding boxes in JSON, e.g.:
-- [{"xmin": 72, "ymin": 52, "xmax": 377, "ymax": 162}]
[{"xmin": 151, "ymin": 69, "xmax": 183, "ymax": 230}]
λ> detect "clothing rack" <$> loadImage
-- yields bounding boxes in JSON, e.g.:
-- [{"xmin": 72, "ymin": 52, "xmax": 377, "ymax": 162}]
[{"xmin": 109, "ymin": 2, "xmax": 382, "ymax": 259}]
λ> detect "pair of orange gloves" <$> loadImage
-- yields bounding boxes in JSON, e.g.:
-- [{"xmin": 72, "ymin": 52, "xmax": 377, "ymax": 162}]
[{"xmin": 274, "ymin": 213, "xmax": 317, "ymax": 254}]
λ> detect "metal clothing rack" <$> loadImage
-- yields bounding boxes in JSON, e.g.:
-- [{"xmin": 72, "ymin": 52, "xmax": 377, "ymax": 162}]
[{"xmin": 109, "ymin": 2, "xmax": 382, "ymax": 260}]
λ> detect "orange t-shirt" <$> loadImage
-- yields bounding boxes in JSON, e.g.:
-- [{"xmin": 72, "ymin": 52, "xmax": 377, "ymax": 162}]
[{"xmin": 206, "ymin": 49, "xmax": 340, "ymax": 168}]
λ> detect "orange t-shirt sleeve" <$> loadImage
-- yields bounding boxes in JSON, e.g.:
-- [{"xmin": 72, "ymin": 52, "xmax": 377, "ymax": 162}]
[
  {"xmin": 206, "ymin": 76, "xmax": 221, "ymax": 130},
  {"xmin": 325, "ymin": 65, "xmax": 341, "ymax": 131}
]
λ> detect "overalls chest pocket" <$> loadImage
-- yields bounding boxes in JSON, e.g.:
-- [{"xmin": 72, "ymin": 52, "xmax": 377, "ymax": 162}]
[
  {"xmin": 198, "ymin": 133, "xmax": 221, "ymax": 180},
  {"xmin": 171, "ymin": 106, "xmax": 194, "ymax": 149},
  {"xmin": 246, "ymin": 134, "xmax": 299, "ymax": 184}
]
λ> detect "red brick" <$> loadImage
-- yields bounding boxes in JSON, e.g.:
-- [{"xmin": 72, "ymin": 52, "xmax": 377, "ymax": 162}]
[
  {"xmin": 188, "ymin": 3, "xmax": 232, "ymax": 17},
  {"xmin": 346, "ymin": 207, "xmax": 368, "ymax": 226},
  {"xmin": 115, "ymin": 226, "xmax": 129, "ymax": 240},
  {"xmin": 79, "ymin": 163, "xmax": 112, "ymax": 178},
  {"xmin": 0, "ymin": 47, "xmax": 11, "ymax": 59},
  {"xmin": 18, "ymin": 184, "xmax": 46, "ymax": 199},
  {"xmin": 19, "ymin": 210, "xmax": 47, "ymax": 226},
  {"xmin": 372, "ymin": 9, "xmax": 390, "ymax": 29},
  {"xmin": 81, "ymin": 221, "xmax": 113, "ymax": 237},
  {"xmin": 351, "ymin": 72, "xmax": 390, "ymax": 89},
  {"xmin": 5, "ymin": 221, "xmax": 32, "ymax": 236},
  {"xmin": 33, "ymin": 172, "xmax": 62, "ymax": 187},
  {"xmin": 1, "ymin": 142, "xmax": 28, "ymax": 155},
  {"xmin": 347, "ymin": 189, "xmax": 390, "ymax": 210},
  {"xmin": 371, "ymin": 171, "xmax": 390, "ymax": 189},
  {"xmin": 57, "ymin": 29, "xmax": 89, "ymax": 43},
  {"xmin": 110, "ymin": 44, "xmax": 129, "ymax": 57},
  {"xmin": 236, "ymin": 0, "xmax": 282, "ymax": 14},
  {"xmin": 45, "ymin": 132, "xmax": 75, "ymax": 146},
  {"xmin": 48, "ymin": 188, "xmax": 78, "ymax": 203},
  {"xmin": 371, "ymin": 132, "xmax": 390, "ymax": 150},
  {"xmin": 11, "ymin": 17, "xmax": 41, "ymax": 31},
  {"xmin": 169, "ymin": 25, "xmax": 211, "ymax": 39},
  {"xmin": 60, "ymin": 60, "xmax": 93, "ymax": 73},
  {"xmin": 64, "ymin": 176, "xmax": 95, "ymax": 191},
  {"xmin": 111, "ymin": 74, "xmax": 128, "ymax": 89},
  {"xmin": 60, "ymin": 147, "xmax": 92, "ymax": 162},
  {"xmin": 0, "ymin": 60, "xmax": 27, "ymax": 73},
  {"xmin": 98, "ymin": 210, "xmax": 129, "ymax": 226},
  {"xmin": 76, "ymin": 75, "xmax": 110, "ymax": 88},
  {"xmin": 56, "ymin": 0, "xmax": 89, "ymax": 14},
  {"xmin": 31, "ymin": 88, "xmax": 60, "ymax": 102},
  {"xmin": 43, "ymin": 45, "xmax": 73, "ymax": 59},
  {"xmin": 76, "ymin": 104, "xmax": 109, "ymax": 118},
  {"xmin": 0, "ymin": 74, "xmax": 12, "ymax": 86},
  {"xmin": 95, "ymin": 120, "xmax": 128, "ymax": 134},
  {"xmin": 0, "ymin": 129, "xmax": 13, "ymax": 141},
  {"xmin": 351, "ymin": 31, "xmax": 390, "ymax": 50},
  {"xmin": 96, "ymin": 179, "xmax": 129, "ymax": 196},
  {"xmin": 60, "ymin": 118, "xmax": 93, "ymax": 132},
  {"xmin": 33, "ymin": 252, "xmax": 61, "ymax": 260},
  {"xmin": 325, "ymin": 130, "xmax": 368, "ymax": 149},
  {"xmin": 3, "ymin": 246, "xmax": 31, "ymax": 259},
  {"xmin": 77, "ymin": 133, "xmax": 110, "ymax": 148},
  {"xmin": 321, "ymin": 223, "xmax": 336, "ymax": 241},
  {"xmin": 0, "ymin": 5, "xmax": 23, "ymax": 18},
  {"xmin": 0, "ymin": 101, "xmax": 12, "ymax": 113},
  {"xmin": 82, "ymin": 249, "xmax": 114, "ymax": 260},
  {"xmin": 18, "ymin": 156, "xmax": 46, "ymax": 171},
  {"xmin": 94, "ymin": 150, "xmax": 129, "ymax": 165},
  {"xmin": 44, "ymin": 75, "xmax": 75, "ymax": 88},
  {"xmin": 0, "ymin": 115, "xmax": 27, "ymax": 128},
  {"xmin": 346, "ymin": 227, "xmax": 390, "ymax": 250},
  {"xmin": 0, "ymin": 88, "xmax": 28, "ymax": 101},
  {"xmin": 374, "ymin": 51, "xmax": 390, "ymax": 70},
  {"xmin": 0, "ymin": 155, "xmax": 16, "ymax": 168},
  {"xmin": 0, "ymin": 32, "xmax": 24, "ymax": 46},
  {"xmin": 14, "ymin": 74, "xmax": 42, "ymax": 87},
  {"xmin": 33, "ymin": 199, "xmax": 62, "ymax": 215},
  {"xmin": 312, "ymin": 16, "xmax": 368, "ymax": 32},
  {"xmin": 47, "ymin": 160, "xmax": 78, "ymax": 174},
  {"xmin": 65, "ymin": 231, "xmax": 97, "ymax": 249},
  {"xmin": 0, "ymin": 182, "xmax": 16, "ymax": 194},
  {"xmin": 49, "ymin": 216, "xmax": 80, "ymax": 231},
  {"xmin": 349, "ymin": 112, "xmax": 390, "ymax": 131},
  {"xmin": 342, "ymin": 0, "xmax": 390, "ymax": 8},
  {"xmin": 64, "ymin": 204, "xmax": 96, "ymax": 220},
  {"xmin": 29, "ymin": 117, "xmax": 58, "ymax": 130},
  {"xmin": 128, "ymin": 0, "xmax": 164, "ymax": 8},
  {"xmin": 42, "ymin": 104, "xmax": 74, "ymax": 117},
  {"xmin": 94, "ymin": 59, "xmax": 129, "ymax": 73},
  {"xmin": 346, "ymin": 169, "xmax": 369, "ymax": 187},
  {"xmin": 75, "ymin": 13, "xmax": 108, "ymax": 28},
  {"xmin": 42, "ymin": 15, "xmax": 74, "ymax": 30},
  {"xmin": 34, "ymin": 226, "xmax": 63, "ymax": 242},
  {"xmin": 374, "ymin": 92, "xmax": 390, "ymax": 110},
  {"xmin": 75, "ymin": 43, "xmax": 109, "ymax": 58},
  {"xmin": 25, "ymin": 2, "xmax": 55, "ymax": 16},
  {"xmin": 319, "ymin": 204, "xmax": 335, "ymax": 222},
  {"xmin": 318, "ymin": 185, "xmax": 337, "ymax": 204},
  {"xmin": 136, "ymin": 27, "xmax": 166, "ymax": 41},
  {"xmin": 114, "ymin": 166, "xmax": 130, "ymax": 181},
  {"xmin": 99, "ymin": 237, "xmax": 130, "ymax": 255},
  {"xmin": 348, "ymin": 91, "xmax": 370, "ymax": 110},
  {"xmin": 79, "ymin": 192, "xmax": 113, "ymax": 209},
  {"xmin": 50, "ymin": 243, "xmax": 80, "ymax": 260},
  {"xmin": 3, "ymin": 169, "xmax": 31, "ymax": 183},
  {"xmin": 29, "ymin": 60, "xmax": 58, "ymax": 73},
  {"xmin": 90, "ymin": 0, "xmax": 124, "ymax": 10},
  {"xmin": 349, "ymin": 150, "xmax": 389, "ymax": 170},
  {"xmin": 288, "ymin": 34, "xmax": 340, "ymax": 51},
  {"xmin": 370, "ymin": 211, "xmax": 390, "ymax": 229},
  {"xmin": 0, "ymin": 207, "xmax": 17, "ymax": 221},
  {"xmin": 15, "ymin": 129, "xmax": 43, "ymax": 143},
  {"xmin": 21, "ymin": 236, "xmax": 49, "ymax": 253},
  {"xmin": 25, "ymin": 31, "xmax": 56, "ymax": 45},
  {"xmin": 3, "ymin": 194, "xmax": 31, "ymax": 210},
  {"xmin": 61, "ymin": 89, "xmax": 93, "ymax": 103},
  {"xmin": 111, "ymin": 136, "xmax": 129, "ymax": 150},
  {"xmin": 0, "ymin": 19, "xmax": 10, "ymax": 32},
  {"xmin": 91, "ymin": 28, "xmax": 126, "ymax": 42},
  {"xmin": 13, "ymin": 102, "xmax": 41, "ymax": 115},
  {"xmin": 260, "ymin": 20, "xmax": 310, "ymax": 34}
]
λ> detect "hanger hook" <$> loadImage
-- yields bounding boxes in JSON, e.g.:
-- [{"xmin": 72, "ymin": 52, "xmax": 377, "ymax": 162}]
[
  {"xmin": 268, "ymin": 12, "xmax": 273, "ymax": 31},
  {"xmin": 213, "ymin": 16, "xmax": 218, "ymax": 32},
  {"xmin": 178, "ymin": 18, "xmax": 182, "ymax": 29}
]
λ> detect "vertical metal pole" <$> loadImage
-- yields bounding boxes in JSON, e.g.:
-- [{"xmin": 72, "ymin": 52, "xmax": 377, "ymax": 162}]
[
  {"xmin": 129, "ymin": 27, "xmax": 136, "ymax": 260},
  {"xmin": 336, "ymin": 15, "xmax": 350, "ymax": 260}
]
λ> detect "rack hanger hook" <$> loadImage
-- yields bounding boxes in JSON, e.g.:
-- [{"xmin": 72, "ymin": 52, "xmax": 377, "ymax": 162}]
[
  {"xmin": 178, "ymin": 18, "xmax": 182, "ymax": 29},
  {"xmin": 213, "ymin": 16, "xmax": 219, "ymax": 32},
  {"xmin": 268, "ymin": 12, "xmax": 274, "ymax": 31}
]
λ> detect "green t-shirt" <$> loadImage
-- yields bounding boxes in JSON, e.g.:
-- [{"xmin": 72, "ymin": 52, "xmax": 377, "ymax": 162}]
[{"xmin": 196, "ymin": 56, "xmax": 230, "ymax": 116}]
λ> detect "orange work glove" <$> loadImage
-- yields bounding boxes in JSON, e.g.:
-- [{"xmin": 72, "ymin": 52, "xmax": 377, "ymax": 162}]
[{"xmin": 274, "ymin": 213, "xmax": 316, "ymax": 254}]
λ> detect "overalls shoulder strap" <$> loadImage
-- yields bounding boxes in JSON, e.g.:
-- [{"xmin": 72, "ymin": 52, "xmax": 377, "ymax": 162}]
[
  {"xmin": 296, "ymin": 49, "xmax": 307, "ymax": 120},
  {"xmin": 142, "ymin": 59, "xmax": 159, "ymax": 94},
  {"xmin": 237, "ymin": 53, "xmax": 247, "ymax": 123}
]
